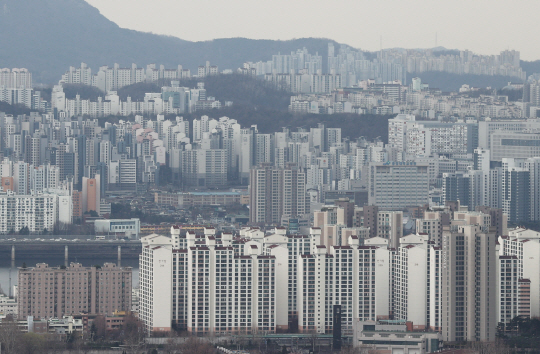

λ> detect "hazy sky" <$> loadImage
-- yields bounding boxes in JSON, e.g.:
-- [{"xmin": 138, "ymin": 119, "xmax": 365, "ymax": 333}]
[{"xmin": 86, "ymin": 0, "xmax": 540, "ymax": 60}]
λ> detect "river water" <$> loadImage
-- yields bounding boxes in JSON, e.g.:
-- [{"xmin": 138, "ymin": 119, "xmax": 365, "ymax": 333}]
[{"xmin": 0, "ymin": 256, "xmax": 140, "ymax": 295}]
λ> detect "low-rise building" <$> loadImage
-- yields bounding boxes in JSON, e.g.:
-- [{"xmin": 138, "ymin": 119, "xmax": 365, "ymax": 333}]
[
  {"xmin": 0, "ymin": 293, "xmax": 18, "ymax": 317},
  {"xmin": 94, "ymin": 218, "xmax": 140, "ymax": 239},
  {"xmin": 353, "ymin": 320, "xmax": 442, "ymax": 353}
]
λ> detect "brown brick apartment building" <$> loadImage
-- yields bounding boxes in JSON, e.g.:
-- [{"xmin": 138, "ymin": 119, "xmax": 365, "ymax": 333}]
[{"xmin": 18, "ymin": 262, "xmax": 132, "ymax": 320}]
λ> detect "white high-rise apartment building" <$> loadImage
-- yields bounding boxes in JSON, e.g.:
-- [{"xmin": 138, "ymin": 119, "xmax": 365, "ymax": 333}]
[
  {"xmin": 255, "ymin": 134, "xmax": 274, "ymax": 165},
  {"xmin": 138, "ymin": 218, "xmax": 511, "ymax": 341},
  {"xmin": 0, "ymin": 192, "xmax": 66, "ymax": 233},
  {"xmin": 0, "ymin": 68, "xmax": 32, "ymax": 88},
  {"xmin": 0, "ymin": 88, "xmax": 33, "ymax": 108},
  {"xmin": 394, "ymin": 234, "xmax": 429, "ymax": 328},
  {"xmin": 282, "ymin": 234, "xmax": 314, "ymax": 327},
  {"xmin": 298, "ymin": 238, "xmax": 392, "ymax": 335},
  {"xmin": 99, "ymin": 140, "xmax": 111, "ymax": 165},
  {"xmin": 137, "ymin": 234, "xmax": 174, "ymax": 333},
  {"xmin": 392, "ymin": 233, "xmax": 443, "ymax": 331},
  {"xmin": 139, "ymin": 229, "xmax": 277, "ymax": 335},
  {"xmin": 60, "ymin": 63, "xmax": 92, "ymax": 86},
  {"xmin": 298, "ymin": 247, "xmax": 335, "ymax": 334},
  {"xmin": 500, "ymin": 228, "xmax": 540, "ymax": 317},
  {"xmin": 388, "ymin": 114, "xmax": 415, "ymax": 151},
  {"xmin": 13, "ymin": 161, "xmax": 30, "ymax": 195},
  {"xmin": 30, "ymin": 164, "xmax": 60, "ymax": 193}
]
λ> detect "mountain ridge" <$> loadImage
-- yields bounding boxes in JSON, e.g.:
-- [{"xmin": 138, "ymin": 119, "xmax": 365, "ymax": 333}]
[
  {"xmin": 1, "ymin": 0, "xmax": 538, "ymax": 86},
  {"xmin": 0, "ymin": 0, "xmax": 343, "ymax": 84}
]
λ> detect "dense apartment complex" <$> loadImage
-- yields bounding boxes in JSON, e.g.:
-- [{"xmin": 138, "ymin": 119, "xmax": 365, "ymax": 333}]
[
  {"xmin": 139, "ymin": 230, "xmax": 278, "ymax": 334},
  {"xmin": 138, "ymin": 210, "xmax": 525, "ymax": 342}
]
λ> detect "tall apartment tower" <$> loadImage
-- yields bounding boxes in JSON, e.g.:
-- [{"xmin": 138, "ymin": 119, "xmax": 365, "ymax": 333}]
[
  {"xmin": 416, "ymin": 211, "xmax": 451, "ymax": 246},
  {"xmin": 353, "ymin": 205, "xmax": 379, "ymax": 238},
  {"xmin": 297, "ymin": 240, "xmax": 392, "ymax": 336},
  {"xmin": 441, "ymin": 225, "xmax": 497, "ymax": 342},
  {"xmin": 377, "ymin": 211, "xmax": 403, "ymax": 248},
  {"xmin": 139, "ymin": 232, "xmax": 277, "ymax": 334},
  {"xmin": 503, "ymin": 167, "xmax": 530, "ymax": 223},
  {"xmin": 497, "ymin": 255, "xmax": 521, "ymax": 325},
  {"xmin": 138, "ymin": 235, "xmax": 174, "ymax": 333},
  {"xmin": 499, "ymin": 228, "xmax": 540, "ymax": 317},
  {"xmin": 24, "ymin": 135, "xmax": 41, "ymax": 166},
  {"xmin": 249, "ymin": 164, "xmax": 306, "ymax": 224},
  {"xmin": 393, "ymin": 234, "xmax": 443, "ymax": 330},
  {"xmin": 502, "ymin": 158, "xmax": 531, "ymax": 223}
]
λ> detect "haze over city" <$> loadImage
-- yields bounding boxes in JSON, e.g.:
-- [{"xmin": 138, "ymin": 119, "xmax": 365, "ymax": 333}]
[
  {"xmin": 86, "ymin": 0, "xmax": 540, "ymax": 60},
  {"xmin": 3, "ymin": 0, "xmax": 540, "ymax": 353}
]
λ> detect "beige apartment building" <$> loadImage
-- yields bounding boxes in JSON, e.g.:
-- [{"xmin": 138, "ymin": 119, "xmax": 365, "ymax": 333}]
[{"xmin": 18, "ymin": 262, "xmax": 132, "ymax": 320}]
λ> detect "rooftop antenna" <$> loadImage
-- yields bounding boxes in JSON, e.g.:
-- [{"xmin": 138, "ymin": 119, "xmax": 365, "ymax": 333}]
[
  {"xmin": 380, "ymin": 36, "xmax": 382, "ymax": 51},
  {"xmin": 435, "ymin": 32, "xmax": 438, "ymax": 47}
]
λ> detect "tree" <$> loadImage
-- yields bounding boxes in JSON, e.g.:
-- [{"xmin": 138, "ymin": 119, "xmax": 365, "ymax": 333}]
[
  {"xmin": 85, "ymin": 210, "xmax": 99, "ymax": 218},
  {"xmin": 65, "ymin": 330, "xmax": 84, "ymax": 351},
  {"xmin": 0, "ymin": 316, "xmax": 22, "ymax": 354},
  {"xmin": 19, "ymin": 226, "xmax": 30, "ymax": 235},
  {"xmin": 90, "ymin": 315, "xmax": 107, "ymax": 341},
  {"xmin": 468, "ymin": 340, "xmax": 513, "ymax": 354},
  {"xmin": 122, "ymin": 314, "xmax": 146, "ymax": 354},
  {"xmin": 18, "ymin": 332, "xmax": 48, "ymax": 354}
]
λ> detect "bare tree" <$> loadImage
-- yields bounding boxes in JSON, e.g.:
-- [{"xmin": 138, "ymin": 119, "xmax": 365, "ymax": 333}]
[
  {"xmin": 468, "ymin": 340, "xmax": 513, "ymax": 354},
  {"xmin": 0, "ymin": 315, "xmax": 22, "ymax": 354},
  {"xmin": 122, "ymin": 314, "xmax": 146, "ymax": 354},
  {"xmin": 308, "ymin": 329, "xmax": 319, "ymax": 353},
  {"xmin": 90, "ymin": 315, "xmax": 107, "ymax": 341},
  {"xmin": 17, "ymin": 332, "xmax": 48, "ymax": 354}
]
